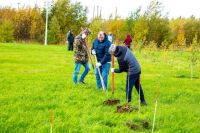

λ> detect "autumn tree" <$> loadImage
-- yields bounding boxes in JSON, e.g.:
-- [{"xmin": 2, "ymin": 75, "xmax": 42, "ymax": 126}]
[
  {"xmin": 30, "ymin": 7, "xmax": 45, "ymax": 43},
  {"xmin": 0, "ymin": 7, "xmax": 15, "ymax": 42},
  {"xmin": 48, "ymin": 16, "xmax": 61, "ymax": 44},
  {"xmin": 0, "ymin": 20, "xmax": 14, "ymax": 42},
  {"xmin": 14, "ymin": 8, "xmax": 31, "ymax": 41},
  {"xmin": 125, "ymin": 7, "xmax": 141, "ymax": 37},
  {"xmin": 145, "ymin": 0, "xmax": 170, "ymax": 47},
  {"xmin": 169, "ymin": 17, "xmax": 186, "ymax": 48},
  {"xmin": 42, "ymin": 0, "xmax": 88, "ymax": 43},
  {"xmin": 184, "ymin": 16, "xmax": 200, "ymax": 46},
  {"xmin": 133, "ymin": 16, "xmax": 148, "ymax": 43},
  {"xmin": 88, "ymin": 18, "xmax": 104, "ymax": 45}
]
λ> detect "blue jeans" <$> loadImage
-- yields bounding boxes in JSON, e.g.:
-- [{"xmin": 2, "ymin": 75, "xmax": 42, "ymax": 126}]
[
  {"xmin": 95, "ymin": 63, "xmax": 111, "ymax": 89},
  {"xmin": 126, "ymin": 73, "xmax": 145, "ymax": 102},
  {"xmin": 73, "ymin": 62, "xmax": 90, "ymax": 84}
]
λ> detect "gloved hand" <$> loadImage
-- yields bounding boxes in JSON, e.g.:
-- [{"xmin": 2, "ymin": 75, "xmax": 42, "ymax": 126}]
[
  {"xmin": 92, "ymin": 49, "xmax": 96, "ymax": 55},
  {"xmin": 111, "ymin": 68, "xmax": 114, "ymax": 73},
  {"xmin": 96, "ymin": 62, "xmax": 101, "ymax": 68}
]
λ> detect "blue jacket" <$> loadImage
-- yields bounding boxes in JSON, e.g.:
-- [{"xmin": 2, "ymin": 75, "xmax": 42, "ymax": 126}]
[
  {"xmin": 91, "ymin": 34, "xmax": 111, "ymax": 65},
  {"xmin": 114, "ymin": 46, "xmax": 141, "ymax": 75},
  {"xmin": 67, "ymin": 32, "xmax": 74, "ymax": 44}
]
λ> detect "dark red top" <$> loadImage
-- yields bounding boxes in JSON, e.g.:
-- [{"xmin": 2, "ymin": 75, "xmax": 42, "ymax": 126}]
[{"xmin": 124, "ymin": 34, "xmax": 132, "ymax": 47}]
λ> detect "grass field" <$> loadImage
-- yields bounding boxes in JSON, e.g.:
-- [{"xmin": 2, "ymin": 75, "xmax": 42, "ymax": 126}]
[{"xmin": 0, "ymin": 43, "xmax": 200, "ymax": 133}]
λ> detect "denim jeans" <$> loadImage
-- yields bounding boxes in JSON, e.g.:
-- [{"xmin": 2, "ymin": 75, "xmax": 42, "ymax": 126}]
[
  {"xmin": 73, "ymin": 62, "xmax": 90, "ymax": 84},
  {"xmin": 126, "ymin": 73, "xmax": 145, "ymax": 102},
  {"xmin": 95, "ymin": 63, "xmax": 111, "ymax": 89}
]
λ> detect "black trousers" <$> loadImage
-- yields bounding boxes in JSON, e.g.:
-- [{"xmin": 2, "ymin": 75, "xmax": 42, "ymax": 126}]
[
  {"xmin": 126, "ymin": 73, "xmax": 145, "ymax": 102},
  {"xmin": 68, "ymin": 43, "xmax": 73, "ymax": 51}
]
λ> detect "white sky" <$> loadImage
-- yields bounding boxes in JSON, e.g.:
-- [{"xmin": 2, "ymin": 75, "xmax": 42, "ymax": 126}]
[{"xmin": 1, "ymin": 0, "xmax": 200, "ymax": 19}]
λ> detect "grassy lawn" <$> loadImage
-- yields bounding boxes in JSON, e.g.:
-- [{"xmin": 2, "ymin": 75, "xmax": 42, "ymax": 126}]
[{"xmin": 0, "ymin": 43, "xmax": 200, "ymax": 133}]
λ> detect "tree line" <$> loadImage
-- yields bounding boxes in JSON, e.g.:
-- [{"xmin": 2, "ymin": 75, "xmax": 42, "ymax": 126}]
[
  {"xmin": 0, "ymin": 0, "xmax": 87, "ymax": 44},
  {"xmin": 0, "ymin": 0, "xmax": 200, "ymax": 48},
  {"xmin": 88, "ymin": 1, "xmax": 200, "ymax": 48}
]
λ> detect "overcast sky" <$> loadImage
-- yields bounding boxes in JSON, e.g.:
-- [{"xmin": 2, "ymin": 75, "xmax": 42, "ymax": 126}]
[{"xmin": 1, "ymin": 0, "xmax": 200, "ymax": 19}]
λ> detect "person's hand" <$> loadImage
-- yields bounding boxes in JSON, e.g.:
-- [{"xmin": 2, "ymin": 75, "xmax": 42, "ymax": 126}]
[
  {"xmin": 96, "ymin": 62, "xmax": 101, "ymax": 68},
  {"xmin": 111, "ymin": 68, "xmax": 114, "ymax": 73},
  {"xmin": 92, "ymin": 49, "xmax": 96, "ymax": 55}
]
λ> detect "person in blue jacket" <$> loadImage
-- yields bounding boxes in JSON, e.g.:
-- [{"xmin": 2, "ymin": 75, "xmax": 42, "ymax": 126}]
[
  {"xmin": 109, "ymin": 44, "xmax": 147, "ymax": 105},
  {"xmin": 91, "ymin": 31, "xmax": 111, "ymax": 90},
  {"xmin": 67, "ymin": 30, "xmax": 74, "ymax": 51}
]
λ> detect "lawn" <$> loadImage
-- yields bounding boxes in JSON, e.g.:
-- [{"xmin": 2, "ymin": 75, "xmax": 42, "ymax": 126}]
[{"xmin": 0, "ymin": 43, "xmax": 200, "ymax": 133}]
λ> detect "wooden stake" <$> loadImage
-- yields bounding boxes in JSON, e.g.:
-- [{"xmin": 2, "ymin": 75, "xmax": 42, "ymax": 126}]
[
  {"xmin": 112, "ymin": 55, "xmax": 115, "ymax": 95},
  {"xmin": 85, "ymin": 39, "xmax": 95, "ymax": 69},
  {"xmin": 127, "ymin": 65, "xmax": 130, "ymax": 102},
  {"xmin": 152, "ymin": 100, "xmax": 157, "ymax": 133},
  {"xmin": 50, "ymin": 110, "xmax": 53, "ymax": 133},
  {"xmin": 152, "ymin": 87, "xmax": 160, "ymax": 133},
  {"xmin": 138, "ymin": 75, "xmax": 141, "ymax": 112}
]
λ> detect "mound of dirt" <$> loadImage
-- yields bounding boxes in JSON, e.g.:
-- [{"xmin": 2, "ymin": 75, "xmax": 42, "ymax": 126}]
[
  {"xmin": 116, "ymin": 104, "xmax": 138, "ymax": 113},
  {"xmin": 141, "ymin": 120, "xmax": 149, "ymax": 129},
  {"xmin": 103, "ymin": 99, "xmax": 120, "ymax": 105},
  {"xmin": 126, "ymin": 120, "xmax": 150, "ymax": 131},
  {"xmin": 126, "ymin": 122, "xmax": 140, "ymax": 130}
]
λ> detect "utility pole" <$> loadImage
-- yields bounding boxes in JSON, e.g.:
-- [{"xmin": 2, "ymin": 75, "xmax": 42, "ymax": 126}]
[
  {"xmin": 17, "ymin": 2, "xmax": 20, "ymax": 9},
  {"xmin": 93, "ymin": 5, "xmax": 95, "ymax": 20},
  {"xmin": 97, "ymin": 5, "xmax": 99, "ymax": 18},
  {"xmin": 112, "ymin": 55, "xmax": 115, "ymax": 95},
  {"xmin": 115, "ymin": 7, "xmax": 118, "ymax": 19},
  {"xmin": 99, "ymin": 6, "xmax": 102, "ymax": 18},
  {"xmin": 35, "ymin": 0, "xmax": 38, "ymax": 7}
]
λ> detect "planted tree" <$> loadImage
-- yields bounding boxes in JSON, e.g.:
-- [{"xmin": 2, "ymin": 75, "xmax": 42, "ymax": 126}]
[
  {"xmin": 176, "ymin": 26, "xmax": 186, "ymax": 71},
  {"xmin": 189, "ymin": 35, "xmax": 199, "ymax": 79},
  {"xmin": 146, "ymin": 41, "xmax": 157, "ymax": 62}
]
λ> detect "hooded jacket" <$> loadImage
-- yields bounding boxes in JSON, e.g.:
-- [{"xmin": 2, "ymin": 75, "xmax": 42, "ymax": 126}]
[
  {"xmin": 114, "ymin": 46, "xmax": 141, "ymax": 75},
  {"xmin": 124, "ymin": 35, "xmax": 132, "ymax": 47}
]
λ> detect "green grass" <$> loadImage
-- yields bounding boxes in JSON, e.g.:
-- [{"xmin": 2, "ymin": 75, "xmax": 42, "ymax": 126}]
[{"xmin": 0, "ymin": 43, "xmax": 200, "ymax": 133}]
